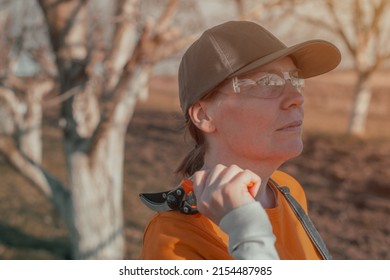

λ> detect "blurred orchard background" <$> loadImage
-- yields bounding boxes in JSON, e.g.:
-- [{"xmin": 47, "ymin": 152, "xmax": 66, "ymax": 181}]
[{"xmin": 0, "ymin": 0, "xmax": 389, "ymax": 260}]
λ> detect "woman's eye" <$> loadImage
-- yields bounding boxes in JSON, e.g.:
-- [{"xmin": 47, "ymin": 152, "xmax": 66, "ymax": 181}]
[{"xmin": 256, "ymin": 76, "xmax": 270, "ymax": 86}]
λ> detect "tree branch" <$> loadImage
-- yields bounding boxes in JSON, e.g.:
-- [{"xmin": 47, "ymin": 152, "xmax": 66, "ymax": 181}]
[
  {"xmin": 239, "ymin": 0, "xmax": 299, "ymax": 20},
  {"xmin": 152, "ymin": 33, "xmax": 198, "ymax": 63},
  {"xmin": 87, "ymin": 27, "xmax": 149, "ymax": 159},
  {"xmin": 369, "ymin": 0, "xmax": 390, "ymax": 69},
  {"xmin": 352, "ymin": 0, "xmax": 364, "ymax": 45},
  {"xmin": 295, "ymin": 14, "xmax": 336, "ymax": 34},
  {"xmin": 89, "ymin": 1, "xmax": 182, "ymax": 158},
  {"xmin": 325, "ymin": 0, "xmax": 357, "ymax": 57},
  {"xmin": 104, "ymin": 0, "xmax": 139, "ymax": 93},
  {"xmin": 370, "ymin": 0, "xmax": 388, "ymax": 35},
  {"xmin": 154, "ymin": 0, "xmax": 178, "ymax": 34},
  {"xmin": 0, "ymin": 136, "xmax": 70, "ymax": 217},
  {"xmin": 38, "ymin": 0, "xmax": 89, "ymax": 58}
]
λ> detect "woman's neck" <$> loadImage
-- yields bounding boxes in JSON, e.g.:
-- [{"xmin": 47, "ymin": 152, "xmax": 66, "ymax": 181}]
[
  {"xmin": 202, "ymin": 153, "xmax": 281, "ymax": 209},
  {"xmin": 203, "ymin": 151, "xmax": 282, "ymax": 180}
]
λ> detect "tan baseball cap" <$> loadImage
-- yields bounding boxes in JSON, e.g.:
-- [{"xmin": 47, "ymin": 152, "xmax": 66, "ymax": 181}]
[{"xmin": 178, "ymin": 21, "xmax": 341, "ymax": 115}]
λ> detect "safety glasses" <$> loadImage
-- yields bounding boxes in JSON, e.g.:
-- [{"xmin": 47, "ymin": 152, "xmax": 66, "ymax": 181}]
[{"xmin": 232, "ymin": 70, "xmax": 305, "ymax": 98}]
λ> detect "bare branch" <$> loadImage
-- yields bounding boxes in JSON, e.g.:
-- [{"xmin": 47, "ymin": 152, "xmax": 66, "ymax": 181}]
[
  {"xmin": 43, "ymin": 84, "xmax": 79, "ymax": 107},
  {"xmin": 88, "ymin": 25, "xmax": 151, "ymax": 158},
  {"xmin": 325, "ymin": 0, "xmax": 357, "ymax": 57},
  {"xmin": 370, "ymin": 0, "xmax": 388, "ymax": 35},
  {"xmin": 104, "ymin": 0, "xmax": 139, "ymax": 93},
  {"xmin": 90, "ymin": 1, "xmax": 182, "ymax": 157},
  {"xmin": 239, "ymin": 0, "xmax": 296, "ymax": 21},
  {"xmin": 0, "ymin": 136, "xmax": 70, "ymax": 217},
  {"xmin": 0, "ymin": 7, "xmax": 12, "ymax": 76},
  {"xmin": 139, "ymin": 0, "xmax": 181, "ymax": 63},
  {"xmin": 3, "ymin": 75, "xmax": 54, "ymax": 100},
  {"xmin": 352, "ymin": 0, "xmax": 364, "ymax": 45},
  {"xmin": 368, "ymin": 0, "xmax": 389, "ymax": 63},
  {"xmin": 38, "ymin": 0, "xmax": 89, "ymax": 76},
  {"xmin": 234, "ymin": 0, "xmax": 245, "ymax": 17},
  {"xmin": 152, "ymin": 33, "xmax": 198, "ymax": 63},
  {"xmin": 0, "ymin": 87, "xmax": 24, "ymax": 132},
  {"xmin": 154, "ymin": 0, "xmax": 179, "ymax": 34},
  {"xmin": 296, "ymin": 14, "xmax": 336, "ymax": 33},
  {"xmin": 29, "ymin": 48, "xmax": 58, "ymax": 78}
]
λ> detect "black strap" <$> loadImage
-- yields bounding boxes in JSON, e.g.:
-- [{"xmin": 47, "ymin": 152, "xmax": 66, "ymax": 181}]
[{"xmin": 269, "ymin": 178, "xmax": 332, "ymax": 260}]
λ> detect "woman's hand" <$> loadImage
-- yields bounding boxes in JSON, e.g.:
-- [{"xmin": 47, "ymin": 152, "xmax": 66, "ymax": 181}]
[{"xmin": 192, "ymin": 164, "xmax": 261, "ymax": 225}]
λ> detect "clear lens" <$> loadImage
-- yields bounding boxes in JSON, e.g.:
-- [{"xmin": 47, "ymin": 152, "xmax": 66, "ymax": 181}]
[
  {"xmin": 291, "ymin": 76, "xmax": 305, "ymax": 93},
  {"xmin": 232, "ymin": 71, "xmax": 305, "ymax": 98}
]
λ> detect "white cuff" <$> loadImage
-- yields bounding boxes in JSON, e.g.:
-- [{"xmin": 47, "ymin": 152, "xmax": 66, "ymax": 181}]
[{"xmin": 219, "ymin": 202, "xmax": 279, "ymax": 260}]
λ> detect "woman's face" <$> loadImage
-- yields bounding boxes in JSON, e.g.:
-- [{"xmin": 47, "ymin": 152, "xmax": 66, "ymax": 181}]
[{"xmin": 201, "ymin": 56, "xmax": 304, "ymax": 166}]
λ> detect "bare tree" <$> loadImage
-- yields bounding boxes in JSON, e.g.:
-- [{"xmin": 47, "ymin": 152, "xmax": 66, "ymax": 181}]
[
  {"xmin": 1, "ymin": 0, "xmax": 324, "ymax": 259},
  {"xmin": 0, "ymin": 1, "xmax": 55, "ymax": 164},
  {"xmin": 294, "ymin": 0, "xmax": 390, "ymax": 135},
  {"xmin": 0, "ymin": 0, "xmax": 190, "ymax": 259}
]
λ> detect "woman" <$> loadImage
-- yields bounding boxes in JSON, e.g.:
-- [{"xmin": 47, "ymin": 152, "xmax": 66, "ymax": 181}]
[{"xmin": 141, "ymin": 21, "xmax": 341, "ymax": 260}]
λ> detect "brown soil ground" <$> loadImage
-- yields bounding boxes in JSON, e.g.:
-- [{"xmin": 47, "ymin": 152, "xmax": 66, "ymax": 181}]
[{"xmin": 0, "ymin": 71, "xmax": 389, "ymax": 259}]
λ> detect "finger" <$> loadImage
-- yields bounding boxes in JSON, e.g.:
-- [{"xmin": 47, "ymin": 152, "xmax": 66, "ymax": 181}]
[
  {"xmin": 192, "ymin": 169, "xmax": 209, "ymax": 199},
  {"xmin": 206, "ymin": 164, "xmax": 244, "ymax": 191},
  {"xmin": 232, "ymin": 169, "xmax": 261, "ymax": 198},
  {"xmin": 204, "ymin": 164, "xmax": 227, "ymax": 189},
  {"xmin": 244, "ymin": 170, "xmax": 261, "ymax": 198},
  {"xmin": 247, "ymin": 178, "xmax": 261, "ymax": 198},
  {"xmin": 218, "ymin": 164, "xmax": 244, "ymax": 186}
]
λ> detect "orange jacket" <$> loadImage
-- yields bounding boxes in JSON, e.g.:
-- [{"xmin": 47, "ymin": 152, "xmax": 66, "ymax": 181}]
[{"xmin": 141, "ymin": 170, "xmax": 322, "ymax": 260}]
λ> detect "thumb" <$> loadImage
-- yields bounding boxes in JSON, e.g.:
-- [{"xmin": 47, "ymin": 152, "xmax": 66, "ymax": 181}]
[{"xmin": 247, "ymin": 179, "xmax": 261, "ymax": 198}]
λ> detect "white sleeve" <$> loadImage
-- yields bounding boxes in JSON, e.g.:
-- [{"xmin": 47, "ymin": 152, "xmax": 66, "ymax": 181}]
[{"xmin": 219, "ymin": 202, "xmax": 280, "ymax": 260}]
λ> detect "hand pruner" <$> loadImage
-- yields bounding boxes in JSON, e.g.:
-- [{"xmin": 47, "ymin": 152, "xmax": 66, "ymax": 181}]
[{"xmin": 139, "ymin": 179, "xmax": 198, "ymax": 215}]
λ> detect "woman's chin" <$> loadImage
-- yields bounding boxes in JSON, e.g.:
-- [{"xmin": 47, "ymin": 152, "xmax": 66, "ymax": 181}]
[{"xmin": 277, "ymin": 138, "xmax": 304, "ymax": 160}]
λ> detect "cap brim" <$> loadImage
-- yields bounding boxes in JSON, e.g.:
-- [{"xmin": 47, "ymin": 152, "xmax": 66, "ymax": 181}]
[{"xmin": 230, "ymin": 40, "xmax": 341, "ymax": 78}]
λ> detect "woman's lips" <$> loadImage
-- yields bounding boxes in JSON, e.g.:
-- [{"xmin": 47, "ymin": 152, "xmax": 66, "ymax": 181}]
[{"xmin": 276, "ymin": 120, "xmax": 303, "ymax": 131}]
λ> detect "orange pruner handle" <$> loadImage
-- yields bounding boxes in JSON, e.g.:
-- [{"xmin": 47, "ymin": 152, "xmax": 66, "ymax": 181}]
[
  {"xmin": 180, "ymin": 179, "xmax": 193, "ymax": 194},
  {"xmin": 181, "ymin": 178, "xmax": 255, "ymax": 191}
]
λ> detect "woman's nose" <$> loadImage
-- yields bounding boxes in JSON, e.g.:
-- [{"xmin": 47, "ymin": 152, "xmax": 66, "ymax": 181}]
[{"xmin": 280, "ymin": 82, "xmax": 304, "ymax": 109}]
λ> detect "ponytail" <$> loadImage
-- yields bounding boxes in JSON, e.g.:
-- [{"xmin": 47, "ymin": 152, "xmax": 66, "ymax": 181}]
[
  {"xmin": 176, "ymin": 85, "xmax": 225, "ymax": 177},
  {"xmin": 175, "ymin": 119, "xmax": 206, "ymax": 177}
]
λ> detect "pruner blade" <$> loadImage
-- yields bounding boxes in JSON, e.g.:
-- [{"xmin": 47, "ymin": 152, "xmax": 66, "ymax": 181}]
[
  {"xmin": 139, "ymin": 191, "xmax": 172, "ymax": 212},
  {"xmin": 139, "ymin": 179, "xmax": 198, "ymax": 215}
]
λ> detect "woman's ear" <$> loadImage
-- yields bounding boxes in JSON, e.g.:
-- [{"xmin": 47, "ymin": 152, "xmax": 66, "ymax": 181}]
[{"xmin": 188, "ymin": 101, "xmax": 216, "ymax": 133}]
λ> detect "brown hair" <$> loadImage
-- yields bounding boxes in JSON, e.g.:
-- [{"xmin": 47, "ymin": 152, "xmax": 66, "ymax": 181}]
[
  {"xmin": 175, "ymin": 80, "xmax": 231, "ymax": 178},
  {"xmin": 175, "ymin": 118, "xmax": 206, "ymax": 178}
]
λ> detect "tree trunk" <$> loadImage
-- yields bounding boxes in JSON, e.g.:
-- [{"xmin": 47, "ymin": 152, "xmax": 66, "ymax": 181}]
[
  {"xmin": 64, "ymin": 65, "xmax": 148, "ymax": 258},
  {"xmin": 37, "ymin": 0, "xmax": 129, "ymax": 259},
  {"xmin": 67, "ymin": 138, "xmax": 126, "ymax": 259},
  {"xmin": 35, "ymin": 0, "xmax": 176, "ymax": 258},
  {"xmin": 348, "ymin": 71, "xmax": 372, "ymax": 136}
]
